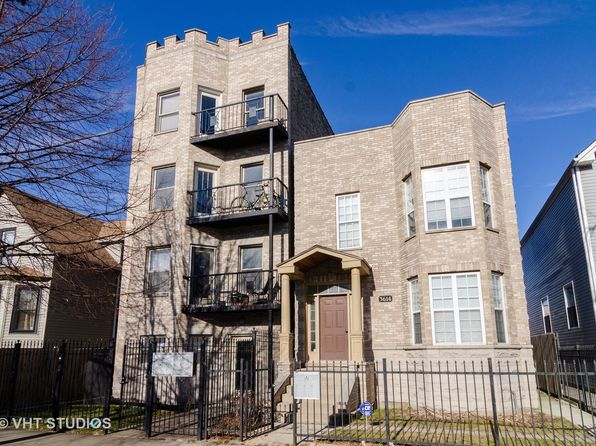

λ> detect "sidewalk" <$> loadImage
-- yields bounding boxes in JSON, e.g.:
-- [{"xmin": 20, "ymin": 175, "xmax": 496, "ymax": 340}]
[{"xmin": 0, "ymin": 426, "xmax": 296, "ymax": 446}]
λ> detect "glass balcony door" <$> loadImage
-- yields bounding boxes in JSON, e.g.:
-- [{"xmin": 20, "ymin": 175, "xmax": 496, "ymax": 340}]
[
  {"xmin": 241, "ymin": 164, "xmax": 264, "ymax": 209},
  {"xmin": 190, "ymin": 247, "xmax": 213, "ymax": 303},
  {"xmin": 244, "ymin": 89, "xmax": 264, "ymax": 127},
  {"xmin": 199, "ymin": 92, "xmax": 219, "ymax": 135},
  {"xmin": 195, "ymin": 167, "xmax": 216, "ymax": 215}
]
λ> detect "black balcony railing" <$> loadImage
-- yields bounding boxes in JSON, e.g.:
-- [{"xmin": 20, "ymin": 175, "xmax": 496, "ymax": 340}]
[
  {"xmin": 189, "ymin": 177, "xmax": 288, "ymax": 223},
  {"xmin": 183, "ymin": 270, "xmax": 280, "ymax": 312},
  {"xmin": 192, "ymin": 93, "xmax": 288, "ymax": 139}
]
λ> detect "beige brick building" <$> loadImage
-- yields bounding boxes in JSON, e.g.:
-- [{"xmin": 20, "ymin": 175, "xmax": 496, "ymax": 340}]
[{"xmin": 117, "ymin": 23, "xmax": 531, "ymax": 376}]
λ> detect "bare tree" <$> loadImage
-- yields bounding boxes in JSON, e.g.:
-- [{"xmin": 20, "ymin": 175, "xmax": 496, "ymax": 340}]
[{"xmin": 0, "ymin": 0, "xmax": 154, "ymax": 325}]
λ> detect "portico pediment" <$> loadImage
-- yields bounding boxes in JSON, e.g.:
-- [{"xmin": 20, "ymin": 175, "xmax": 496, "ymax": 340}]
[{"xmin": 277, "ymin": 244, "xmax": 370, "ymax": 278}]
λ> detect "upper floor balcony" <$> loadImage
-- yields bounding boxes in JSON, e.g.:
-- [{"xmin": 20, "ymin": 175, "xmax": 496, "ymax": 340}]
[
  {"xmin": 187, "ymin": 177, "xmax": 288, "ymax": 226},
  {"xmin": 182, "ymin": 269, "xmax": 280, "ymax": 314},
  {"xmin": 190, "ymin": 93, "xmax": 288, "ymax": 148}
]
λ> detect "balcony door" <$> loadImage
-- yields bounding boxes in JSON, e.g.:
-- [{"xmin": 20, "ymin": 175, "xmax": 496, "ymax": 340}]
[
  {"xmin": 195, "ymin": 166, "xmax": 216, "ymax": 215},
  {"xmin": 244, "ymin": 88, "xmax": 264, "ymax": 127},
  {"xmin": 241, "ymin": 164, "xmax": 263, "ymax": 208},
  {"xmin": 199, "ymin": 92, "xmax": 219, "ymax": 135},
  {"xmin": 190, "ymin": 247, "xmax": 214, "ymax": 303},
  {"xmin": 240, "ymin": 245, "xmax": 263, "ymax": 296}
]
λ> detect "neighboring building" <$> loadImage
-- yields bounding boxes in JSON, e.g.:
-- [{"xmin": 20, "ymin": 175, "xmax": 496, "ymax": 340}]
[
  {"xmin": 116, "ymin": 23, "xmax": 532, "ymax": 377},
  {"xmin": 0, "ymin": 187, "xmax": 123, "ymax": 343},
  {"xmin": 521, "ymin": 140, "xmax": 596, "ymax": 347},
  {"xmin": 279, "ymin": 91, "xmax": 531, "ymax": 365}
]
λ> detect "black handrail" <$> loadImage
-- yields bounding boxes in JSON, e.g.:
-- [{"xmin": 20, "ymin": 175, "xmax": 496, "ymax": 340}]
[
  {"xmin": 184, "ymin": 269, "xmax": 280, "ymax": 308},
  {"xmin": 192, "ymin": 93, "xmax": 288, "ymax": 137},
  {"xmin": 189, "ymin": 177, "xmax": 288, "ymax": 219}
]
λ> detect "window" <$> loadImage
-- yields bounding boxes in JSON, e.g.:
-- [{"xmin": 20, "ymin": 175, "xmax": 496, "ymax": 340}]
[
  {"xmin": 242, "ymin": 164, "xmax": 264, "ymax": 206},
  {"xmin": 10, "ymin": 286, "xmax": 40, "ymax": 332},
  {"xmin": 198, "ymin": 91, "xmax": 219, "ymax": 135},
  {"xmin": 244, "ymin": 88, "xmax": 265, "ymax": 126},
  {"xmin": 410, "ymin": 278, "xmax": 422, "ymax": 344},
  {"xmin": 422, "ymin": 163, "xmax": 474, "ymax": 230},
  {"xmin": 240, "ymin": 245, "xmax": 263, "ymax": 294},
  {"xmin": 146, "ymin": 248, "xmax": 171, "ymax": 294},
  {"xmin": 189, "ymin": 247, "xmax": 213, "ymax": 302},
  {"xmin": 491, "ymin": 273, "xmax": 507, "ymax": 343},
  {"xmin": 151, "ymin": 166, "xmax": 175, "ymax": 210},
  {"xmin": 235, "ymin": 339, "xmax": 255, "ymax": 390},
  {"xmin": 480, "ymin": 166, "xmax": 493, "ymax": 228},
  {"xmin": 336, "ymin": 193, "xmax": 361, "ymax": 249},
  {"xmin": 541, "ymin": 297, "xmax": 552, "ymax": 333},
  {"xmin": 194, "ymin": 166, "xmax": 215, "ymax": 215},
  {"xmin": 430, "ymin": 273, "xmax": 484, "ymax": 344},
  {"xmin": 0, "ymin": 228, "xmax": 16, "ymax": 265},
  {"xmin": 309, "ymin": 302, "xmax": 316, "ymax": 352},
  {"xmin": 157, "ymin": 90, "xmax": 179, "ymax": 132},
  {"xmin": 405, "ymin": 176, "xmax": 416, "ymax": 237},
  {"xmin": 563, "ymin": 283, "xmax": 579, "ymax": 329}
]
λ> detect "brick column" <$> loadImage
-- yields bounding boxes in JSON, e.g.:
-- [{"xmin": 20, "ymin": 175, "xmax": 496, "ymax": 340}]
[
  {"xmin": 350, "ymin": 267, "xmax": 364, "ymax": 362},
  {"xmin": 279, "ymin": 273, "xmax": 293, "ymax": 363}
]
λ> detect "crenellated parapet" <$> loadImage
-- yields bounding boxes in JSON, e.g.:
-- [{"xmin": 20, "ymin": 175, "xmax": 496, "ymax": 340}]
[{"xmin": 145, "ymin": 22, "xmax": 290, "ymax": 59}]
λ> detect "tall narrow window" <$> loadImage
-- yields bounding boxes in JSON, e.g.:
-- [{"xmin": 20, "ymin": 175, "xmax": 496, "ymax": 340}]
[
  {"xmin": 422, "ymin": 163, "xmax": 474, "ymax": 230},
  {"xmin": 309, "ymin": 302, "xmax": 316, "ymax": 352},
  {"xmin": 146, "ymin": 247, "xmax": 171, "ymax": 295},
  {"xmin": 563, "ymin": 283, "xmax": 579, "ymax": 329},
  {"xmin": 410, "ymin": 278, "xmax": 422, "ymax": 344},
  {"xmin": 242, "ymin": 164, "xmax": 264, "ymax": 207},
  {"xmin": 244, "ymin": 88, "xmax": 265, "ymax": 126},
  {"xmin": 336, "ymin": 193, "xmax": 361, "ymax": 249},
  {"xmin": 10, "ymin": 286, "xmax": 40, "ymax": 332},
  {"xmin": 157, "ymin": 90, "xmax": 180, "ymax": 132},
  {"xmin": 152, "ymin": 166, "xmax": 175, "ymax": 210},
  {"xmin": 541, "ymin": 297, "xmax": 552, "ymax": 333},
  {"xmin": 199, "ymin": 91, "xmax": 219, "ymax": 135},
  {"xmin": 240, "ymin": 245, "xmax": 263, "ymax": 294},
  {"xmin": 0, "ymin": 228, "xmax": 16, "ymax": 265},
  {"xmin": 405, "ymin": 176, "xmax": 416, "ymax": 237},
  {"xmin": 194, "ymin": 166, "xmax": 215, "ymax": 215},
  {"xmin": 480, "ymin": 165, "xmax": 493, "ymax": 228},
  {"xmin": 491, "ymin": 273, "xmax": 507, "ymax": 343},
  {"xmin": 430, "ymin": 273, "xmax": 484, "ymax": 344}
]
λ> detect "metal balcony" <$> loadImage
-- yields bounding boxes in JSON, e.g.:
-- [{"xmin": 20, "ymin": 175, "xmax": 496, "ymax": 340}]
[
  {"xmin": 182, "ymin": 270, "xmax": 280, "ymax": 314},
  {"xmin": 191, "ymin": 94, "xmax": 288, "ymax": 147},
  {"xmin": 187, "ymin": 177, "xmax": 288, "ymax": 226}
]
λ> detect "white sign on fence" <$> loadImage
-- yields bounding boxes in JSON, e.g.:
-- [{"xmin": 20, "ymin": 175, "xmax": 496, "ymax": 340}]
[
  {"xmin": 294, "ymin": 371, "xmax": 321, "ymax": 400},
  {"xmin": 152, "ymin": 352, "xmax": 194, "ymax": 377}
]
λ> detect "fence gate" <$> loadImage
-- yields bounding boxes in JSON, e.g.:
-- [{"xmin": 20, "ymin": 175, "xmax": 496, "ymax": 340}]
[{"xmin": 118, "ymin": 330, "xmax": 276, "ymax": 440}]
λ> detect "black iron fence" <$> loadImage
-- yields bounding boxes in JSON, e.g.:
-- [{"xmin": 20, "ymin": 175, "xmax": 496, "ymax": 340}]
[
  {"xmin": 293, "ymin": 359, "xmax": 596, "ymax": 445},
  {"xmin": 192, "ymin": 93, "xmax": 288, "ymax": 137},
  {"xmin": 189, "ymin": 177, "xmax": 288, "ymax": 220},
  {"xmin": 119, "ymin": 330, "xmax": 277, "ymax": 440},
  {"xmin": 0, "ymin": 339, "xmax": 114, "ymax": 427},
  {"xmin": 183, "ymin": 270, "xmax": 280, "ymax": 311}
]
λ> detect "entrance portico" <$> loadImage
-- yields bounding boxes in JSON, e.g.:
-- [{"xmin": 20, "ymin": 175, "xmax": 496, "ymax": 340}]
[{"xmin": 277, "ymin": 245, "xmax": 370, "ymax": 363}]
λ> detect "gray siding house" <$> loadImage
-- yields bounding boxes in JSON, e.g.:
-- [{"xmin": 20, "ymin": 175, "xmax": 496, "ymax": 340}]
[{"xmin": 521, "ymin": 140, "xmax": 596, "ymax": 347}]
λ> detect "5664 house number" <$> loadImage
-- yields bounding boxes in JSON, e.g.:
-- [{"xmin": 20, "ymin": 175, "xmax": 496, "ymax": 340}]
[{"xmin": 378, "ymin": 295, "xmax": 393, "ymax": 303}]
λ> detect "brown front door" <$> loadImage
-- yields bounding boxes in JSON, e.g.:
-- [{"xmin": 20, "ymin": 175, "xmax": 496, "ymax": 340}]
[{"xmin": 319, "ymin": 295, "xmax": 349, "ymax": 361}]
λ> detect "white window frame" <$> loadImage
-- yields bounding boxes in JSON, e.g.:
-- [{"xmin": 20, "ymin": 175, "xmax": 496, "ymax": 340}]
[
  {"xmin": 563, "ymin": 282, "xmax": 580, "ymax": 329},
  {"xmin": 541, "ymin": 296, "xmax": 552, "ymax": 334},
  {"xmin": 151, "ymin": 165, "xmax": 176, "ymax": 211},
  {"xmin": 491, "ymin": 273, "xmax": 507, "ymax": 343},
  {"xmin": 336, "ymin": 193, "xmax": 362, "ymax": 250},
  {"xmin": 409, "ymin": 278, "xmax": 422, "ymax": 344},
  {"xmin": 198, "ymin": 90, "xmax": 221, "ymax": 134},
  {"xmin": 480, "ymin": 165, "xmax": 494, "ymax": 228},
  {"xmin": 404, "ymin": 176, "xmax": 416, "ymax": 237},
  {"xmin": 146, "ymin": 247, "xmax": 171, "ymax": 295},
  {"xmin": 421, "ymin": 163, "xmax": 475, "ymax": 231},
  {"xmin": 429, "ymin": 272, "xmax": 486, "ymax": 345},
  {"xmin": 0, "ymin": 227, "xmax": 16, "ymax": 265},
  {"xmin": 240, "ymin": 245, "xmax": 263, "ymax": 272},
  {"xmin": 156, "ymin": 90, "xmax": 180, "ymax": 132}
]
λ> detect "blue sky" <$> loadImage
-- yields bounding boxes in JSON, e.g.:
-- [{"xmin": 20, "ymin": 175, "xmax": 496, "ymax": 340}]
[{"xmin": 106, "ymin": 0, "xmax": 596, "ymax": 236}]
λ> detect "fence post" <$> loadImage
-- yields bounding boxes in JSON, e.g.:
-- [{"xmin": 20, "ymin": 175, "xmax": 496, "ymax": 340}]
[
  {"xmin": 7, "ymin": 340, "xmax": 21, "ymax": 420},
  {"xmin": 487, "ymin": 358, "xmax": 500, "ymax": 446},
  {"xmin": 102, "ymin": 339, "xmax": 116, "ymax": 434},
  {"xmin": 51, "ymin": 340, "xmax": 66, "ymax": 426},
  {"xmin": 382, "ymin": 359, "xmax": 391, "ymax": 445},
  {"xmin": 118, "ymin": 343, "xmax": 128, "ymax": 430},
  {"xmin": 143, "ymin": 342, "xmax": 155, "ymax": 438},
  {"xmin": 239, "ymin": 358, "xmax": 245, "ymax": 441},
  {"xmin": 196, "ymin": 337, "xmax": 207, "ymax": 440}
]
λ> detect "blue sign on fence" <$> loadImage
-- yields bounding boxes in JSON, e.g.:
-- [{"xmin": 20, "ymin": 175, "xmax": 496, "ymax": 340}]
[{"xmin": 359, "ymin": 401, "xmax": 373, "ymax": 417}]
